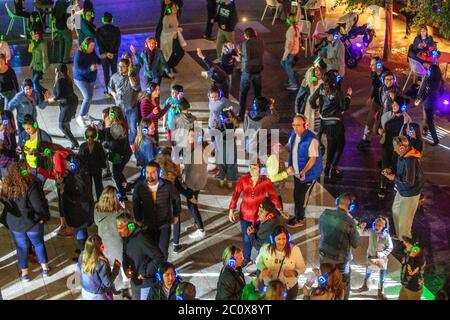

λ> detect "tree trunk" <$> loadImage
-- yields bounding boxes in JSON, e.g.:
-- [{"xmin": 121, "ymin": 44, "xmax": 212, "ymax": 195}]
[{"xmin": 383, "ymin": 0, "xmax": 393, "ymax": 60}]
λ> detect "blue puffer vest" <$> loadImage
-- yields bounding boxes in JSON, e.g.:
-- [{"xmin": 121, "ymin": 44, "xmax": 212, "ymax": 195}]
[{"xmin": 288, "ymin": 129, "xmax": 322, "ymax": 182}]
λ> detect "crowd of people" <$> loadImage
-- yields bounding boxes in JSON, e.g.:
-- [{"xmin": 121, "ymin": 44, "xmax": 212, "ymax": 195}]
[{"xmin": 0, "ymin": 0, "xmax": 447, "ymax": 301}]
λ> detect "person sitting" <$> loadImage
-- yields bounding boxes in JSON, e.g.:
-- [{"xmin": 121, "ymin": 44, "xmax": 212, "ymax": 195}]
[{"xmin": 409, "ymin": 25, "xmax": 435, "ymax": 64}]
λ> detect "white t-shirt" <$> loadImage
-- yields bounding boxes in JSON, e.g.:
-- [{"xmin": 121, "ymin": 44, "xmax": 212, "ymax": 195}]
[
  {"xmin": 148, "ymin": 182, "xmax": 159, "ymax": 193},
  {"xmin": 291, "ymin": 133, "xmax": 319, "ymax": 176},
  {"xmin": 67, "ymin": 5, "xmax": 81, "ymax": 30}
]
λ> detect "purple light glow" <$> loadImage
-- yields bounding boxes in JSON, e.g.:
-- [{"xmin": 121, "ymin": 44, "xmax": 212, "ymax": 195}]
[
  {"xmin": 444, "ymin": 100, "xmax": 449, "ymax": 105},
  {"xmin": 356, "ymin": 43, "xmax": 362, "ymax": 48}
]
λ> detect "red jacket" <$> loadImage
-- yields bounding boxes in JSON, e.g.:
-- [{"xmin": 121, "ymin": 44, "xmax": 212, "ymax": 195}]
[{"xmin": 229, "ymin": 175, "xmax": 281, "ymax": 223}]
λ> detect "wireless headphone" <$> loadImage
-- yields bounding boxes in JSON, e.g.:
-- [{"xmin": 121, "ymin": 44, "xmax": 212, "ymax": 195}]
[
  {"xmin": 333, "ymin": 33, "xmax": 339, "ymax": 41},
  {"xmin": 33, "ymin": 120, "xmax": 38, "ymax": 129},
  {"xmin": 82, "ymin": 11, "xmax": 94, "ymax": 20},
  {"xmin": 101, "ymin": 15, "xmax": 114, "ymax": 24},
  {"xmin": 142, "ymin": 126, "xmax": 149, "ymax": 135},
  {"xmin": 84, "ymin": 129, "xmax": 99, "ymax": 141},
  {"xmin": 21, "ymin": 169, "xmax": 28, "ymax": 176},
  {"xmin": 400, "ymin": 103, "xmax": 407, "ymax": 112},
  {"xmin": 176, "ymin": 282, "xmax": 185, "ymax": 300},
  {"xmin": 336, "ymin": 195, "xmax": 356, "ymax": 212},
  {"xmin": 375, "ymin": 58, "xmax": 383, "ymax": 69},
  {"xmin": 269, "ymin": 229, "xmax": 292, "ymax": 246},
  {"xmin": 155, "ymin": 264, "xmax": 180, "ymax": 283},
  {"xmin": 69, "ymin": 160, "xmax": 77, "ymax": 172},
  {"xmin": 208, "ymin": 88, "xmax": 223, "ymax": 100},
  {"xmin": 43, "ymin": 148, "xmax": 51, "ymax": 156},
  {"xmin": 285, "ymin": 15, "xmax": 299, "ymax": 26},
  {"xmin": 109, "ymin": 108, "xmax": 116, "ymax": 120},
  {"xmin": 318, "ymin": 267, "xmax": 337, "ymax": 287},
  {"xmin": 0, "ymin": 34, "xmax": 4, "ymax": 42},
  {"xmin": 371, "ymin": 216, "xmax": 389, "ymax": 237},
  {"xmin": 380, "ymin": 72, "xmax": 398, "ymax": 86},
  {"xmin": 262, "ymin": 286, "xmax": 288, "ymax": 299},
  {"xmin": 142, "ymin": 166, "xmax": 163, "ymax": 179},
  {"xmin": 2, "ymin": 119, "xmax": 8, "ymax": 126},
  {"xmin": 196, "ymin": 131, "xmax": 203, "ymax": 143},
  {"xmin": 166, "ymin": 4, "xmax": 180, "ymax": 15},
  {"xmin": 227, "ymin": 246, "xmax": 237, "ymax": 268},
  {"xmin": 411, "ymin": 243, "xmax": 421, "ymax": 255}
]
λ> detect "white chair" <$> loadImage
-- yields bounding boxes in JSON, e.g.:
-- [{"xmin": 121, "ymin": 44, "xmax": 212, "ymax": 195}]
[
  {"xmin": 403, "ymin": 57, "xmax": 428, "ymax": 91},
  {"xmin": 304, "ymin": 0, "xmax": 324, "ymax": 24},
  {"xmin": 261, "ymin": 0, "xmax": 282, "ymax": 26},
  {"xmin": 299, "ymin": 20, "xmax": 312, "ymax": 58},
  {"xmin": 5, "ymin": 3, "xmax": 27, "ymax": 37}
]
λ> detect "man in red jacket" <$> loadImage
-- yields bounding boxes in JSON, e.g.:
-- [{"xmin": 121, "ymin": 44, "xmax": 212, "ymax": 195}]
[{"xmin": 229, "ymin": 162, "xmax": 281, "ymax": 266}]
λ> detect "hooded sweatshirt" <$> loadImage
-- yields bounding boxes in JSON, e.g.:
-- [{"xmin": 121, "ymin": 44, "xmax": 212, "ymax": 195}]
[{"xmin": 395, "ymin": 147, "xmax": 424, "ymax": 197}]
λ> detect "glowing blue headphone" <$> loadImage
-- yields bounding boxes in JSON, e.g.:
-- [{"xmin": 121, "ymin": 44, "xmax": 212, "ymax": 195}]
[
  {"xmin": 336, "ymin": 74, "xmax": 342, "ymax": 83},
  {"xmin": 336, "ymin": 196, "xmax": 356, "ymax": 212},
  {"xmin": 2, "ymin": 119, "xmax": 8, "ymax": 126},
  {"xmin": 400, "ymin": 103, "xmax": 407, "ymax": 112},
  {"xmin": 155, "ymin": 264, "xmax": 180, "ymax": 283},
  {"xmin": 141, "ymin": 167, "xmax": 163, "ymax": 178},
  {"xmin": 371, "ymin": 217, "xmax": 389, "ymax": 237},
  {"xmin": 269, "ymin": 229, "xmax": 292, "ymax": 246},
  {"xmin": 262, "ymin": 286, "xmax": 288, "ymax": 299},
  {"xmin": 69, "ymin": 161, "xmax": 77, "ymax": 172},
  {"xmin": 375, "ymin": 59, "xmax": 383, "ymax": 69},
  {"xmin": 227, "ymin": 246, "xmax": 238, "ymax": 268},
  {"xmin": 116, "ymin": 192, "xmax": 121, "ymax": 201},
  {"xmin": 333, "ymin": 33, "xmax": 339, "ymax": 41},
  {"xmin": 142, "ymin": 126, "xmax": 149, "ymax": 135},
  {"xmin": 218, "ymin": 112, "xmax": 226, "ymax": 125},
  {"xmin": 318, "ymin": 267, "xmax": 337, "ymax": 287},
  {"xmin": 196, "ymin": 131, "xmax": 203, "ymax": 143},
  {"xmin": 208, "ymin": 88, "xmax": 223, "ymax": 100}
]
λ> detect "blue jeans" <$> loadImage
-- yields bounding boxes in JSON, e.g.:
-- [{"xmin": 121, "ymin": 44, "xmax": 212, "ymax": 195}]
[
  {"xmin": 32, "ymin": 71, "xmax": 45, "ymax": 95},
  {"xmin": 239, "ymin": 72, "xmax": 262, "ymax": 119},
  {"xmin": 240, "ymin": 219, "xmax": 253, "ymax": 261},
  {"xmin": 74, "ymin": 80, "xmax": 95, "ymax": 117},
  {"xmin": 364, "ymin": 267, "xmax": 387, "ymax": 288},
  {"xmin": 122, "ymin": 106, "xmax": 138, "ymax": 145},
  {"xmin": 336, "ymin": 261, "xmax": 351, "ymax": 300},
  {"xmin": 11, "ymin": 223, "xmax": 48, "ymax": 269},
  {"xmin": 281, "ymin": 54, "xmax": 297, "ymax": 87}
]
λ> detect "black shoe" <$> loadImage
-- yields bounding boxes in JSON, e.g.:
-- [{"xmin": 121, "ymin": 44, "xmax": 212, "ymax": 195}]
[
  {"xmin": 70, "ymin": 145, "xmax": 80, "ymax": 151},
  {"xmin": 173, "ymin": 244, "xmax": 183, "ymax": 254},
  {"xmin": 202, "ymin": 35, "xmax": 216, "ymax": 41},
  {"xmin": 378, "ymin": 188, "xmax": 386, "ymax": 198}
]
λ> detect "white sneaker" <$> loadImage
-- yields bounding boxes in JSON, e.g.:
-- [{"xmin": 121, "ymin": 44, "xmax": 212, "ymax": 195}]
[
  {"xmin": 76, "ymin": 115, "xmax": 88, "ymax": 127},
  {"xmin": 188, "ymin": 229, "xmax": 206, "ymax": 239}
]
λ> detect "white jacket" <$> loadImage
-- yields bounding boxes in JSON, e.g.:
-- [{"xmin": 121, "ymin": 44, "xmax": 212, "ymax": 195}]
[{"xmin": 256, "ymin": 243, "xmax": 306, "ymax": 290}]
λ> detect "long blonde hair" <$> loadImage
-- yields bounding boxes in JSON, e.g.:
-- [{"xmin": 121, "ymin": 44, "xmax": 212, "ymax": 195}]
[
  {"xmin": 134, "ymin": 118, "xmax": 156, "ymax": 151},
  {"xmin": 95, "ymin": 186, "xmax": 122, "ymax": 213},
  {"xmin": 82, "ymin": 235, "xmax": 109, "ymax": 275}
]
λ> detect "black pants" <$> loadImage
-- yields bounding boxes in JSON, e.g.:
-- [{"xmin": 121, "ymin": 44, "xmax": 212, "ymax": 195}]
[
  {"xmin": 323, "ymin": 121, "xmax": 345, "ymax": 168},
  {"xmin": 293, "ymin": 177, "xmax": 316, "ymax": 221},
  {"xmin": 187, "ymin": 190, "xmax": 204, "ymax": 230},
  {"xmin": 286, "ymin": 283, "xmax": 299, "ymax": 300},
  {"xmin": 380, "ymin": 144, "xmax": 396, "ymax": 189},
  {"xmin": 204, "ymin": 3, "xmax": 217, "ymax": 37},
  {"xmin": 147, "ymin": 225, "xmax": 177, "ymax": 261},
  {"xmin": 102, "ymin": 57, "xmax": 118, "ymax": 91},
  {"xmin": 239, "ymin": 71, "xmax": 262, "ymax": 119},
  {"xmin": 59, "ymin": 121, "xmax": 78, "ymax": 147},
  {"xmin": 424, "ymin": 108, "xmax": 439, "ymax": 144},
  {"xmin": 404, "ymin": 12, "xmax": 416, "ymax": 36},
  {"xmin": 112, "ymin": 155, "xmax": 130, "ymax": 198},
  {"xmin": 89, "ymin": 172, "xmax": 103, "ymax": 201},
  {"xmin": 167, "ymin": 38, "xmax": 185, "ymax": 69}
]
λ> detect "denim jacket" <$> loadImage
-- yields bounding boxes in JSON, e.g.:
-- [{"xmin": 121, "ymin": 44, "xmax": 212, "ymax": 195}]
[
  {"xmin": 78, "ymin": 256, "xmax": 120, "ymax": 295},
  {"xmin": 319, "ymin": 208, "xmax": 360, "ymax": 264},
  {"xmin": 6, "ymin": 90, "xmax": 47, "ymax": 123}
]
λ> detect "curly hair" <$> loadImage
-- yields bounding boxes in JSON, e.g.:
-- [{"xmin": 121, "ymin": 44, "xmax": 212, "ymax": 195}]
[
  {"xmin": 0, "ymin": 161, "xmax": 38, "ymax": 200},
  {"xmin": 154, "ymin": 152, "xmax": 181, "ymax": 182},
  {"xmin": 95, "ymin": 185, "xmax": 122, "ymax": 213}
]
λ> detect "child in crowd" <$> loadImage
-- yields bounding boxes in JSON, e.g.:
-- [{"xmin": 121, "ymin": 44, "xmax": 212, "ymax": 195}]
[
  {"xmin": 78, "ymin": 126, "xmax": 106, "ymax": 201},
  {"xmin": 356, "ymin": 216, "xmax": 393, "ymax": 300},
  {"xmin": 265, "ymin": 143, "xmax": 290, "ymax": 209},
  {"xmin": 221, "ymin": 40, "xmax": 240, "ymax": 86},
  {"xmin": 67, "ymin": 0, "xmax": 83, "ymax": 36},
  {"xmin": 172, "ymin": 97, "xmax": 197, "ymax": 152},
  {"xmin": 215, "ymin": 108, "xmax": 238, "ymax": 188},
  {"xmin": 196, "ymin": 48, "xmax": 230, "ymax": 98},
  {"xmin": 162, "ymin": 84, "xmax": 184, "ymax": 142}
]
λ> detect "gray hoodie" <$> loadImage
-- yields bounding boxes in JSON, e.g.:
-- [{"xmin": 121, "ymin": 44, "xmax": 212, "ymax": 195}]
[
  {"xmin": 173, "ymin": 112, "xmax": 197, "ymax": 147},
  {"xmin": 244, "ymin": 109, "xmax": 279, "ymax": 153},
  {"xmin": 182, "ymin": 146, "xmax": 208, "ymax": 191}
]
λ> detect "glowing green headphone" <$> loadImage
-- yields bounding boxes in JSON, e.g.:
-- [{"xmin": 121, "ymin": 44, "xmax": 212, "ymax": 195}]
[
  {"xmin": 0, "ymin": 34, "xmax": 4, "ymax": 41},
  {"xmin": 102, "ymin": 15, "xmax": 114, "ymax": 24},
  {"xmin": 21, "ymin": 169, "xmax": 28, "ymax": 176},
  {"xmin": 166, "ymin": 4, "xmax": 179, "ymax": 14},
  {"xmin": 33, "ymin": 121, "xmax": 38, "ymax": 129},
  {"xmin": 286, "ymin": 15, "xmax": 299, "ymax": 26},
  {"xmin": 109, "ymin": 108, "xmax": 116, "ymax": 120},
  {"xmin": 84, "ymin": 129, "xmax": 99, "ymax": 141},
  {"xmin": 82, "ymin": 11, "xmax": 94, "ymax": 20}
]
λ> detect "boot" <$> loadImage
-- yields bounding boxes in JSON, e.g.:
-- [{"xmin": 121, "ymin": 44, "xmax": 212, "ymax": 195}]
[
  {"xmin": 378, "ymin": 288, "xmax": 388, "ymax": 300},
  {"xmin": 356, "ymin": 281, "xmax": 369, "ymax": 293}
]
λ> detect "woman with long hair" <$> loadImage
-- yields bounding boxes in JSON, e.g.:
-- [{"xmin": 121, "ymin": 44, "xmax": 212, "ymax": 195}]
[
  {"xmin": 0, "ymin": 110, "xmax": 17, "ymax": 179},
  {"xmin": 102, "ymin": 106, "xmax": 132, "ymax": 201},
  {"xmin": 303, "ymin": 263, "xmax": 345, "ymax": 300},
  {"xmin": 78, "ymin": 234, "xmax": 121, "ymax": 300},
  {"xmin": 0, "ymin": 161, "xmax": 50, "ymax": 282},
  {"xmin": 134, "ymin": 119, "xmax": 158, "ymax": 169},
  {"xmin": 309, "ymin": 69, "xmax": 352, "ymax": 180},
  {"xmin": 73, "ymin": 37, "xmax": 101, "ymax": 128},
  {"xmin": 256, "ymin": 226, "xmax": 306, "ymax": 300},
  {"xmin": 281, "ymin": 13, "xmax": 300, "ymax": 91},
  {"xmin": 48, "ymin": 63, "xmax": 79, "ymax": 150},
  {"xmin": 140, "ymin": 83, "xmax": 166, "ymax": 142},
  {"xmin": 160, "ymin": 2, "xmax": 185, "ymax": 72},
  {"xmin": 94, "ymin": 186, "xmax": 130, "ymax": 297},
  {"xmin": 415, "ymin": 63, "xmax": 444, "ymax": 146},
  {"xmin": 130, "ymin": 37, "xmax": 172, "ymax": 86}
]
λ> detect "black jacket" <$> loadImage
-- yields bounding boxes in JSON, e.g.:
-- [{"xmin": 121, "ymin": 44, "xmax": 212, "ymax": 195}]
[
  {"xmin": 241, "ymin": 37, "xmax": 265, "ymax": 74},
  {"xmin": 78, "ymin": 141, "xmax": 107, "ymax": 175},
  {"xmin": 370, "ymin": 67, "xmax": 389, "ymax": 105},
  {"xmin": 216, "ymin": 2, "xmax": 238, "ymax": 32},
  {"xmin": 133, "ymin": 178, "xmax": 181, "ymax": 229},
  {"xmin": 0, "ymin": 66, "xmax": 19, "ymax": 93},
  {"xmin": 122, "ymin": 228, "xmax": 165, "ymax": 286},
  {"xmin": 309, "ymin": 84, "xmax": 351, "ymax": 122},
  {"xmin": 147, "ymin": 280, "xmax": 179, "ymax": 300},
  {"xmin": 61, "ymin": 167, "xmax": 94, "ymax": 228},
  {"xmin": 96, "ymin": 24, "xmax": 121, "ymax": 56},
  {"xmin": 215, "ymin": 266, "xmax": 245, "ymax": 300},
  {"xmin": 3, "ymin": 180, "xmax": 50, "ymax": 232},
  {"xmin": 249, "ymin": 216, "xmax": 283, "ymax": 252},
  {"xmin": 53, "ymin": 0, "xmax": 70, "ymax": 30},
  {"xmin": 103, "ymin": 126, "xmax": 132, "ymax": 164}
]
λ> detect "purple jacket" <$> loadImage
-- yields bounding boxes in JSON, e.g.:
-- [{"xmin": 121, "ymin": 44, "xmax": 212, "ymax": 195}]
[{"xmin": 0, "ymin": 130, "xmax": 17, "ymax": 168}]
